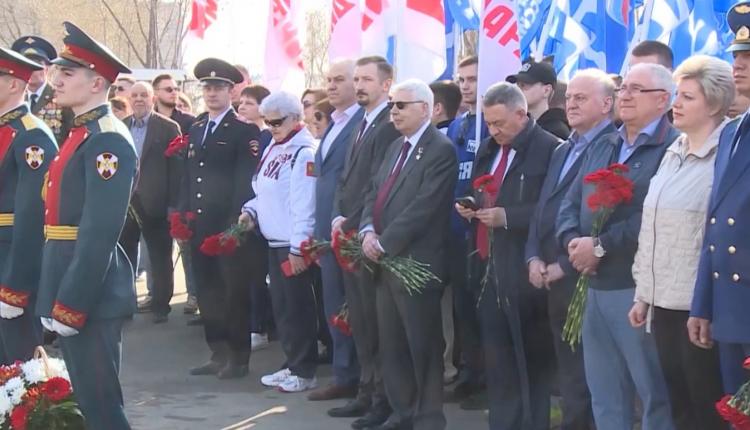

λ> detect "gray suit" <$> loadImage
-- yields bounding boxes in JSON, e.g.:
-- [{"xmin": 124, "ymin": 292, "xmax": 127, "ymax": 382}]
[
  {"xmin": 360, "ymin": 124, "xmax": 458, "ymax": 430},
  {"xmin": 332, "ymin": 106, "xmax": 400, "ymax": 407},
  {"xmin": 314, "ymin": 107, "xmax": 365, "ymax": 386}
]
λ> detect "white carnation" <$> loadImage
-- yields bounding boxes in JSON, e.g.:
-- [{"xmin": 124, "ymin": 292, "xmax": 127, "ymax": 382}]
[
  {"xmin": 21, "ymin": 359, "xmax": 46, "ymax": 384},
  {"xmin": 3, "ymin": 377, "xmax": 22, "ymax": 394},
  {"xmin": 0, "ymin": 391, "xmax": 11, "ymax": 417},
  {"xmin": 8, "ymin": 386, "xmax": 24, "ymax": 406}
]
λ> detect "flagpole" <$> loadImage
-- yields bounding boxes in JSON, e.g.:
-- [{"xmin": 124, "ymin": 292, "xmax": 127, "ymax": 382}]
[
  {"xmin": 620, "ymin": 0, "xmax": 655, "ymax": 75},
  {"xmin": 475, "ymin": 1, "xmax": 484, "ymax": 149}
]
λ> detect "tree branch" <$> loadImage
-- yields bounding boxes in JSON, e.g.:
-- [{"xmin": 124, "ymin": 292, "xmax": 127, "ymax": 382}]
[{"xmin": 99, "ymin": 0, "xmax": 147, "ymax": 66}]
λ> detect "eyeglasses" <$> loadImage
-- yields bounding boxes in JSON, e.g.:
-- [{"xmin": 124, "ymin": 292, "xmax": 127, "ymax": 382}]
[
  {"xmin": 387, "ymin": 100, "xmax": 425, "ymax": 110},
  {"xmin": 615, "ymin": 86, "xmax": 668, "ymax": 95},
  {"xmin": 314, "ymin": 111, "xmax": 327, "ymax": 122},
  {"xmin": 264, "ymin": 116, "xmax": 288, "ymax": 128},
  {"xmin": 158, "ymin": 86, "xmax": 177, "ymax": 93}
]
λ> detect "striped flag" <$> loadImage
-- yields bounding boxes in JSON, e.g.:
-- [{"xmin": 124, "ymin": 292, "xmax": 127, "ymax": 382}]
[
  {"xmin": 264, "ymin": 0, "xmax": 305, "ymax": 92},
  {"xmin": 188, "ymin": 0, "xmax": 218, "ymax": 39},
  {"xmin": 394, "ymin": 0, "xmax": 447, "ymax": 82},
  {"xmin": 329, "ymin": 0, "xmax": 363, "ymax": 60}
]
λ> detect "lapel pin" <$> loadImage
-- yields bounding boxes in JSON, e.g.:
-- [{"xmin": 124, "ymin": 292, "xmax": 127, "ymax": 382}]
[{"xmin": 416, "ymin": 147, "xmax": 424, "ymax": 160}]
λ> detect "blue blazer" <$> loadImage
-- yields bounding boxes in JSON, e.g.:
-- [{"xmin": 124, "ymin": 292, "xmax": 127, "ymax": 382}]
[
  {"xmin": 313, "ymin": 108, "xmax": 365, "ymax": 240},
  {"xmin": 691, "ymin": 117, "xmax": 750, "ymax": 343}
]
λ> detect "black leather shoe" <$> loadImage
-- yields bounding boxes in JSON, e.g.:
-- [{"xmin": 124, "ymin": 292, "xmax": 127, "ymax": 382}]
[
  {"xmin": 217, "ymin": 364, "xmax": 249, "ymax": 379},
  {"xmin": 327, "ymin": 397, "xmax": 371, "ymax": 418},
  {"xmin": 153, "ymin": 314, "xmax": 168, "ymax": 324},
  {"xmin": 353, "ymin": 404, "xmax": 392, "ymax": 429},
  {"xmin": 189, "ymin": 361, "xmax": 223, "ymax": 376}
]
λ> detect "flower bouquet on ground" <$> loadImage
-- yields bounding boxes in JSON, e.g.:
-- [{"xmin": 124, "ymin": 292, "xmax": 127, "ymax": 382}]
[
  {"xmin": 330, "ymin": 304, "xmax": 352, "ymax": 337},
  {"xmin": 562, "ymin": 163, "xmax": 634, "ymax": 350},
  {"xmin": 716, "ymin": 357, "xmax": 750, "ymax": 429},
  {"xmin": 0, "ymin": 347, "xmax": 83, "ymax": 430},
  {"xmin": 199, "ymin": 223, "xmax": 245, "ymax": 256},
  {"xmin": 302, "ymin": 231, "xmax": 440, "ymax": 296}
]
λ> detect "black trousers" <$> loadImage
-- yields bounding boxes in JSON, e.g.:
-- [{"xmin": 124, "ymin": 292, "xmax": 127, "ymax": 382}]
[
  {"xmin": 479, "ymin": 279, "xmax": 555, "ymax": 430},
  {"xmin": 0, "ymin": 310, "xmax": 43, "ymax": 364},
  {"xmin": 547, "ymin": 276, "xmax": 595, "ymax": 430},
  {"xmin": 343, "ymin": 268, "xmax": 387, "ymax": 407},
  {"xmin": 191, "ymin": 234, "xmax": 267, "ymax": 366},
  {"xmin": 452, "ymin": 236, "xmax": 484, "ymax": 384},
  {"xmin": 59, "ymin": 318, "xmax": 130, "ymax": 430},
  {"xmin": 377, "ymin": 274, "xmax": 445, "ymax": 430},
  {"xmin": 267, "ymin": 247, "xmax": 318, "ymax": 378},
  {"xmin": 119, "ymin": 209, "xmax": 173, "ymax": 316},
  {"xmin": 652, "ymin": 307, "xmax": 727, "ymax": 430}
]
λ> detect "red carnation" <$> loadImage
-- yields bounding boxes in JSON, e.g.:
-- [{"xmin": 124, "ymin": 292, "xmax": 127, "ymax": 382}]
[
  {"xmin": 199, "ymin": 234, "xmax": 223, "ymax": 256},
  {"xmin": 222, "ymin": 235, "xmax": 238, "ymax": 254},
  {"xmin": 716, "ymin": 395, "xmax": 750, "ymax": 429},
  {"xmin": 199, "ymin": 224, "xmax": 244, "ymax": 256},
  {"xmin": 744, "ymin": 357, "xmax": 750, "ymax": 370},
  {"xmin": 164, "ymin": 135, "xmax": 189, "ymax": 157},
  {"xmin": 41, "ymin": 377, "xmax": 72, "ymax": 403},
  {"xmin": 169, "ymin": 213, "xmax": 194, "ymax": 241},
  {"xmin": 472, "ymin": 174, "xmax": 494, "ymax": 192},
  {"xmin": 10, "ymin": 404, "xmax": 29, "ymax": 430}
]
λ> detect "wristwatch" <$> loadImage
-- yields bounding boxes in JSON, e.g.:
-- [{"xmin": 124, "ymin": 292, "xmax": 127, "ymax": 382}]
[{"xmin": 593, "ymin": 237, "xmax": 606, "ymax": 258}]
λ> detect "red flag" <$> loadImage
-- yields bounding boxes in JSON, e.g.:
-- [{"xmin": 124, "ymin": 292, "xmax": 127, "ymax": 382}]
[{"xmin": 188, "ymin": 0, "xmax": 218, "ymax": 39}]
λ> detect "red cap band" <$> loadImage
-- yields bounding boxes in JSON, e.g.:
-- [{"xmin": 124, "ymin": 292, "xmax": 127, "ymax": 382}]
[
  {"xmin": 0, "ymin": 59, "xmax": 33, "ymax": 82},
  {"xmin": 61, "ymin": 44, "xmax": 120, "ymax": 82}
]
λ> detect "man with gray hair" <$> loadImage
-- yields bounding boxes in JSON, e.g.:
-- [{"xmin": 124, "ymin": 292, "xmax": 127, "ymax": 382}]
[
  {"xmin": 556, "ymin": 63, "xmax": 679, "ymax": 430},
  {"xmin": 359, "ymin": 79, "xmax": 457, "ymax": 430},
  {"xmin": 455, "ymin": 81, "xmax": 558, "ymax": 430},
  {"xmin": 526, "ymin": 68, "xmax": 617, "ymax": 430}
]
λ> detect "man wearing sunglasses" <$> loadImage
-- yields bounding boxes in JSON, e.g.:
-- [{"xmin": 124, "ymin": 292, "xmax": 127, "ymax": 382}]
[
  {"xmin": 179, "ymin": 58, "xmax": 266, "ymax": 380},
  {"xmin": 113, "ymin": 75, "xmax": 135, "ymax": 99},
  {"xmin": 153, "ymin": 73, "xmax": 196, "ymax": 138},
  {"xmin": 11, "ymin": 36, "xmax": 73, "ymax": 145},
  {"xmin": 309, "ymin": 58, "xmax": 365, "ymax": 403}
]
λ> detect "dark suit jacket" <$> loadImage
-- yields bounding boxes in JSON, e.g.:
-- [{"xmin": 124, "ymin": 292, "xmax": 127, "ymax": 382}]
[
  {"xmin": 31, "ymin": 84, "xmax": 73, "ymax": 145},
  {"xmin": 314, "ymin": 107, "xmax": 365, "ymax": 240},
  {"xmin": 124, "ymin": 112, "xmax": 182, "ymax": 217},
  {"xmin": 469, "ymin": 119, "xmax": 558, "ymax": 295},
  {"xmin": 525, "ymin": 122, "xmax": 616, "ymax": 275},
  {"xmin": 360, "ymin": 125, "xmax": 458, "ymax": 281},
  {"xmin": 179, "ymin": 110, "xmax": 260, "ymax": 240},
  {"xmin": 333, "ymin": 106, "xmax": 400, "ymax": 233}
]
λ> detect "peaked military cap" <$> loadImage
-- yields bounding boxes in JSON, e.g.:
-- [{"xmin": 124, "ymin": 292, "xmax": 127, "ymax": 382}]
[
  {"xmin": 52, "ymin": 21, "xmax": 131, "ymax": 82},
  {"xmin": 0, "ymin": 47, "xmax": 44, "ymax": 82},
  {"xmin": 728, "ymin": 2, "xmax": 750, "ymax": 52},
  {"xmin": 11, "ymin": 36, "xmax": 57, "ymax": 64},
  {"xmin": 194, "ymin": 58, "xmax": 243, "ymax": 85}
]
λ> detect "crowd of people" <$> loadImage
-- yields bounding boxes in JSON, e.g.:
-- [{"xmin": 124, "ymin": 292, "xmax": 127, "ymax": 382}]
[{"xmin": 0, "ymin": 4, "xmax": 749, "ymax": 430}]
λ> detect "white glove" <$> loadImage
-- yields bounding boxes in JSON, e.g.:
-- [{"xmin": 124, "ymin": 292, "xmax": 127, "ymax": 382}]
[
  {"xmin": 51, "ymin": 320, "xmax": 79, "ymax": 337},
  {"xmin": 0, "ymin": 303, "xmax": 23, "ymax": 319},
  {"xmin": 40, "ymin": 317, "xmax": 55, "ymax": 331}
]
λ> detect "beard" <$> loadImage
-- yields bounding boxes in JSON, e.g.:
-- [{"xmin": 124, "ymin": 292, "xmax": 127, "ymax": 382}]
[{"xmin": 160, "ymin": 99, "xmax": 177, "ymax": 108}]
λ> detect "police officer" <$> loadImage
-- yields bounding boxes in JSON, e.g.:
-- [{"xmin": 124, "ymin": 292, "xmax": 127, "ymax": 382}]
[
  {"xmin": 181, "ymin": 58, "xmax": 266, "ymax": 379},
  {"xmin": 0, "ymin": 48, "xmax": 58, "ymax": 364},
  {"xmin": 34, "ymin": 22, "xmax": 136, "ymax": 430},
  {"xmin": 11, "ymin": 36, "xmax": 74, "ymax": 145},
  {"xmin": 689, "ymin": 1, "xmax": 750, "ymax": 395}
]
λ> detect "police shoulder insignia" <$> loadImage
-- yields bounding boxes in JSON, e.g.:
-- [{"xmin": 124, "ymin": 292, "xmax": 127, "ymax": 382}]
[
  {"xmin": 306, "ymin": 161, "xmax": 315, "ymax": 177},
  {"xmin": 249, "ymin": 140, "xmax": 260, "ymax": 157},
  {"xmin": 25, "ymin": 146, "xmax": 44, "ymax": 170},
  {"xmin": 96, "ymin": 152, "xmax": 119, "ymax": 180}
]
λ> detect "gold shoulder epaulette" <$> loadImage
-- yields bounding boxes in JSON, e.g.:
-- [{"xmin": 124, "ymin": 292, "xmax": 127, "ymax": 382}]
[
  {"xmin": 98, "ymin": 116, "xmax": 116, "ymax": 132},
  {"xmin": 21, "ymin": 114, "xmax": 37, "ymax": 131}
]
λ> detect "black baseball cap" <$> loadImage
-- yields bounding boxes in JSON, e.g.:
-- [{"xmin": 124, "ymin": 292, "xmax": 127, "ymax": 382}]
[{"xmin": 506, "ymin": 61, "xmax": 557, "ymax": 86}]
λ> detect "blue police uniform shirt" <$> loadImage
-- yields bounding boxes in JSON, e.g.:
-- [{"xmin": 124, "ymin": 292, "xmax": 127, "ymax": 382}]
[
  {"xmin": 447, "ymin": 111, "xmax": 489, "ymax": 237},
  {"xmin": 617, "ymin": 117, "xmax": 661, "ymax": 163}
]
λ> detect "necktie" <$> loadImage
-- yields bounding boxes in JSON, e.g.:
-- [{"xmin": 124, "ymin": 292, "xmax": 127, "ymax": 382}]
[
  {"xmin": 350, "ymin": 120, "xmax": 368, "ymax": 161},
  {"xmin": 30, "ymin": 94, "xmax": 38, "ymax": 108},
  {"xmin": 476, "ymin": 145, "xmax": 511, "ymax": 260},
  {"xmin": 202, "ymin": 120, "xmax": 216, "ymax": 147},
  {"xmin": 373, "ymin": 140, "xmax": 412, "ymax": 232}
]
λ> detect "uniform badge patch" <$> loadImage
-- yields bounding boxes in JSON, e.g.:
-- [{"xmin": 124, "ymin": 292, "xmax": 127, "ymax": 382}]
[
  {"xmin": 306, "ymin": 161, "xmax": 315, "ymax": 177},
  {"xmin": 249, "ymin": 140, "xmax": 260, "ymax": 157},
  {"xmin": 24, "ymin": 146, "xmax": 44, "ymax": 170},
  {"xmin": 96, "ymin": 152, "xmax": 119, "ymax": 180}
]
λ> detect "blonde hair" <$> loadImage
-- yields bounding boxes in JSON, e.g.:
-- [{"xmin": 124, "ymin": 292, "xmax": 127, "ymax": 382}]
[{"xmin": 673, "ymin": 55, "xmax": 735, "ymax": 117}]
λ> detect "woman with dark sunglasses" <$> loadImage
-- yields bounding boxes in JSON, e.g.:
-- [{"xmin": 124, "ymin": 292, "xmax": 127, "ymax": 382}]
[
  {"xmin": 311, "ymin": 98, "xmax": 334, "ymax": 139},
  {"xmin": 239, "ymin": 91, "xmax": 320, "ymax": 393}
]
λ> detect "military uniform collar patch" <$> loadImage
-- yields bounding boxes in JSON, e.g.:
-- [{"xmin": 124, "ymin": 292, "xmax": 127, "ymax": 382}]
[
  {"xmin": 73, "ymin": 104, "xmax": 109, "ymax": 127},
  {"xmin": 0, "ymin": 106, "xmax": 27, "ymax": 126}
]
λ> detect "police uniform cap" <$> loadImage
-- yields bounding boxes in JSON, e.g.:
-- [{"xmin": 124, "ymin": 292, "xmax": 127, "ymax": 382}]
[
  {"xmin": 51, "ymin": 21, "xmax": 131, "ymax": 82},
  {"xmin": 0, "ymin": 47, "xmax": 44, "ymax": 82},
  {"xmin": 728, "ymin": 2, "xmax": 750, "ymax": 52},
  {"xmin": 194, "ymin": 58, "xmax": 243, "ymax": 85},
  {"xmin": 11, "ymin": 36, "xmax": 57, "ymax": 64}
]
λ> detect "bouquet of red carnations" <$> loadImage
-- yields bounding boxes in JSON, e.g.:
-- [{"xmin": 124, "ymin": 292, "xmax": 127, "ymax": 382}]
[
  {"xmin": 0, "ymin": 347, "xmax": 83, "ymax": 430},
  {"xmin": 330, "ymin": 304, "xmax": 352, "ymax": 337},
  {"xmin": 164, "ymin": 135, "xmax": 189, "ymax": 157},
  {"xmin": 562, "ymin": 163, "xmax": 634, "ymax": 349},
  {"xmin": 199, "ymin": 223, "xmax": 245, "ymax": 256},
  {"xmin": 716, "ymin": 357, "xmax": 750, "ymax": 429}
]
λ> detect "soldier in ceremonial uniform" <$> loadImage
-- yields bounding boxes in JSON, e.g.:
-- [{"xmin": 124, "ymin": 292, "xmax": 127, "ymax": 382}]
[
  {"xmin": 180, "ymin": 58, "xmax": 266, "ymax": 379},
  {"xmin": 11, "ymin": 36, "xmax": 74, "ymax": 145},
  {"xmin": 0, "ymin": 48, "xmax": 58, "ymax": 364},
  {"xmin": 689, "ymin": 1, "xmax": 750, "ymax": 395},
  {"xmin": 34, "ymin": 22, "xmax": 136, "ymax": 430}
]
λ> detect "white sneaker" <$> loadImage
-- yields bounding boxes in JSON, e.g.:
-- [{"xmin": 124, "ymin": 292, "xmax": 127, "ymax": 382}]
[
  {"xmin": 260, "ymin": 368, "xmax": 291, "ymax": 387},
  {"xmin": 251, "ymin": 333, "xmax": 269, "ymax": 351},
  {"xmin": 277, "ymin": 375, "xmax": 317, "ymax": 393}
]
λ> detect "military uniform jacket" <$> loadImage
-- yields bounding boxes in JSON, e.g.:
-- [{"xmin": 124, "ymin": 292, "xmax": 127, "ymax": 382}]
[
  {"xmin": 0, "ymin": 105, "xmax": 58, "ymax": 309},
  {"xmin": 35, "ymin": 105, "xmax": 138, "ymax": 329},
  {"xmin": 30, "ymin": 84, "xmax": 73, "ymax": 145},
  {"xmin": 179, "ymin": 110, "xmax": 260, "ymax": 241}
]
